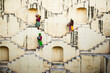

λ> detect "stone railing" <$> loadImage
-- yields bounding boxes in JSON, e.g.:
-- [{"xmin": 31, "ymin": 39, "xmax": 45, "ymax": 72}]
[{"xmin": 70, "ymin": 30, "xmax": 78, "ymax": 48}]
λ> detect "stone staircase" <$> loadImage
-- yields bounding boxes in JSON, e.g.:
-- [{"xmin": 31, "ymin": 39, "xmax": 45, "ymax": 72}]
[
  {"xmin": 43, "ymin": 55, "xmax": 80, "ymax": 73},
  {"xmin": 44, "ymin": 68, "xmax": 71, "ymax": 73},
  {"xmin": 4, "ymin": 49, "xmax": 75, "ymax": 73},
  {"xmin": 0, "ymin": 13, "xmax": 27, "ymax": 37},
  {"xmin": 10, "ymin": 19, "xmax": 45, "ymax": 37},
  {"xmin": 0, "ymin": 12, "xmax": 45, "ymax": 36},
  {"xmin": 7, "ymin": 53, "xmax": 51, "ymax": 73},
  {"xmin": 0, "ymin": 67, "xmax": 16, "ymax": 73},
  {"xmin": 50, "ymin": 68, "xmax": 66, "ymax": 73},
  {"xmin": 0, "ymin": 12, "xmax": 72, "ymax": 50},
  {"xmin": 89, "ymin": 13, "xmax": 104, "ymax": 25},
  {"xmin": 87, "ymin": 7, "xmax": 110, "ymax": 35},
  {"xmin": 78, "ymin": 26, "xmax": 110, "ymax": 54},
  {"xmin": 51, "ymin": 62, "xmax": 72, "ymax": 73},
  {"xmin": 0, "ymin": 40, "xmax": 25, "ymax": 62},
  {"xmin": 11, "ymin": 27, "xmax": 52, "ymax": 49},
  {"xmin": 0, "ymin": 24, "xmax": 71, "ymax": 51},
  {"xmin": 28, "ymin": 2, "xmax": 63, "ymax": 17},
  {"xmin": 0, "ymin": 12, "xmax": 47, "ymax": 37},
  {"xmin": 74, "ymin": 0, "xmax": 110, "ymax": 37},
  {"xmin": 80, "ymin": 39, "xmax": 109, "ymax": 54},
  {"xmin": 0, "ymin": 20, "xmax": 108, "ymax": 73},
  {"xmin": 10, "ymin": 26, "xmax": 72, "ymax": 49},
  {"xmin": 51, "ymin": 62, "xmax": 64, "ymax": 69},
  {"xmin": 0, "ymin": 61, "xmax": 8, "ymax": 67},
  {"xmin": 64, "ymin": 56, "xmax": 80, "ymax": 73},
  {"xmin": 0, "ymin": 13, "xmax": 27, "ymax": 23},
  {"xmin": 41, "ymin": 28, "xmax": 109, "ymax": 73},
  {"xmin": 35, "ymin": 39, "xmax": 79, "ymax": 62},
  {"xmin": 0, "ymin": 12, "xmax": 108, "ymax": 72},
  {"xmin": 8, "ymin": 54, "xmax": 24, "ymax": 64},
  {"xmin": 0, "ymin": 25, "xmax": 51, "ymax": 50},
  {"xmin": 78, "ymin": 26, "xmax": 106, "ymax": 50},
  {"xmin": 0, "ymin": 37, "xmax": 26, "ymax": 50},
  {"xmin": 43, "ymin": 39, "xmax": 74, "ymax": 49},
  {"xmin": 0, "ymin": 0, "xmax": 110, "ymax": 73}
]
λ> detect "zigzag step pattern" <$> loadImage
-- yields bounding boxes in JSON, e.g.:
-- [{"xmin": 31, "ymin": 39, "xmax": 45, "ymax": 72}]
[{"xmin": 80, "ymin": 40, "xmax": 109, "ymax": 54}]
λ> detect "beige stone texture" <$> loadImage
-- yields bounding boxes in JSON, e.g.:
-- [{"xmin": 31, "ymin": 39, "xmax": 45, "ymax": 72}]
[
  {"xmin": 0, "ymin": 0, "xmax": 110, "ymax": 73},
  {"xmin": 8, "ymin": 54, "xmax": 50, "ymax": 73},
  {"xmin": 44, "ymin": 15, "xmax": 69, "ymax": 37},
  {"xmin": 103, "ymin": 14, "xmax": 110, "ymax": 36},
  {"xmin": 64, "ymin": 56, "xmax": 80, "ymax": 73},
  {"xmin": 5, "ymin": 0, "xmax": 21, "ymax": 13},
  {"xmin": 0, "ymin": 41, "xmax": 25, "ymax": 61},
  {"xmin": 36, "ymin": 40, "xmax": 77, "ymax": 62},
  {"xmin": 81, "ymin": 55, "xmax": 101, "ymax": 73},
  {"xmin": 78, "ymin": 26, "xmax": 106, "ymax": 50}
]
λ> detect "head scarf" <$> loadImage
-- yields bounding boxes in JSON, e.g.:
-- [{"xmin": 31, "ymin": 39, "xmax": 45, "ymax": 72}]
[
  {"xmin": 35, "ymin": 14, "xmax": 38, "ymax": 17},
  {"xmin": 39, "ymin": 33, "xmax": 41, "ymax": 36},
  {"xmin": 38, "ymin": 15, "xmax": 40, "ymax": 18}
]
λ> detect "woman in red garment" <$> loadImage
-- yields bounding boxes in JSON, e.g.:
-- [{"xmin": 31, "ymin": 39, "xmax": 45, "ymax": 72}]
[
  {"xmin": 37, "ymin": 33, "xmax": 43, "ymax": 49},
  {"xmin": 35, "ymin": 14, "xmax": 41, "ymax": 29}
]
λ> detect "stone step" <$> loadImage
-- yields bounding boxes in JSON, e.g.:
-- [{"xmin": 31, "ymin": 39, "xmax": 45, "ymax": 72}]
[
  {"xmin": 24, "ymin": 53, "xmax": 35, "ymax": 55},
  {"xmin": 0, "ymin": 67, "xmax": 8, "ymax": 73},
  {"xmin": 52, "ymin": 64, "xmax": 64, "ymax": 68},
  {"xmin": 80, "ymin": 40, "xmax": 108, "ymax": 53},
  {"xmin": 51, "ymin": 62, "xmax": 64, "ymax": 65},
  {"xmin": 25, "ymin": 49, "xmax": 36, "ymax": 51},
  {"xmin": 0, "ymin": 61, "xmax": 9, "ymax": 63},
  {"xmin": 0, "ymin": 65, "xmax": 8, "ymax": 68},
  {"xmin": 0, "ymin": 63, "xmax": 7, "ymax": 65},
  {"xmin": 50, "ymin": 68, "xmax": 66, "ymax": 73},
  {"xmin": 0, "ymin": 61, "xmax": 8, "ymax": 66}
]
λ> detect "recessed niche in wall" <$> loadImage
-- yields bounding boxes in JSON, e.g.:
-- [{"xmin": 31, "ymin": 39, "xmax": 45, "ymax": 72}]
[
  {"xmin": 0, "ymin": 46, "xmax": 9, "ymax": 61},
  {"xmin": 28, "ymin": 8, "xmax": 38, "ymax": 24},
  {"xmin": 44, "ymin": 15, "xmax": 69, "ymax": 37},
  {"xmin": 76, "ymin": 8, "xmax": 87, "ymax": 24},
  {"xmin": 52, "ymin": 46, "xmax": 63, "ymax": 62}
]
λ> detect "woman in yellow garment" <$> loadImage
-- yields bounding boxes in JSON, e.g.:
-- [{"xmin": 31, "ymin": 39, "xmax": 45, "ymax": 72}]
[
  {"xmin": 70, "ymin": 20, "xmax": 78, "ymax": 31},
  {"xmin": 67, "ymin": 19, "xmax": 74, "ymax": 32},
  {"xmin": 70, "ymin": 19, "xmax": 74, "ymax": 32},
  {"xmin": 71, "ymin": 23, "xmax": 74, "ymax": 31},
  {"xmin": 67, "ymin": 19, "xmax": 75, "ymax": 46}
]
